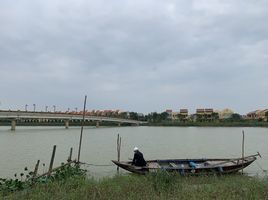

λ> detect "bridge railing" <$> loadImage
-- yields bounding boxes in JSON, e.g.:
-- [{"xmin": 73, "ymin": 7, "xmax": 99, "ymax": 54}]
[{"xmin": 0, "ymin": 110, "xmax": 147, "ymax": 130}]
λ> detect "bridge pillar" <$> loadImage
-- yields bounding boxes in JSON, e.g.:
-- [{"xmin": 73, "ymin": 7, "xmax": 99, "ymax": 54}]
[
  {"xmin": 11, "ymin": 119, "xmax": 16, "ymax": 131},
  {"xmin": 65, "ymin": 120, "xmax": 69, "ymax": 129},
  {"xmin": 96, "ymin": 121, "xmax": 100, "ymax": 128}
]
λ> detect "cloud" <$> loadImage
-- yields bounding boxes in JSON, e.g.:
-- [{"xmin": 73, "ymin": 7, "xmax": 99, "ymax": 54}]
[{"xmin": 0, "ymin": 0, "xmax": 268, "ymax": 113}]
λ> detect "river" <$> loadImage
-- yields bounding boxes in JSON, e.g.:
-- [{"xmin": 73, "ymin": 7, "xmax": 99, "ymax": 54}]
[{"xmin": 0, "ymin": 126, "xmax": 267, "ymax": 178}]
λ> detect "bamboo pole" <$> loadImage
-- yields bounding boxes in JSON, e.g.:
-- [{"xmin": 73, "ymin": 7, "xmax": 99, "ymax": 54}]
[
  {"xmin": 78, "ymin": 95, "xmax": 87, "ymax": 162},
  {"xmin": 119, "ymin": 137, "xmax": 121, "ymax": 160},
  {"xmin": 117, "ymin": 134, "xmax": 119, "ymax": 172},
  {"xmin": 242, "ymin": 130, "xmax": 245, "ymax": 174},
  {"xmin": 117, "ymin": 134, "xmax": 122, "ymax": 173},
  {"xmin": 48, "ymin": 145, "xmax": 57, "ymax": 175}
]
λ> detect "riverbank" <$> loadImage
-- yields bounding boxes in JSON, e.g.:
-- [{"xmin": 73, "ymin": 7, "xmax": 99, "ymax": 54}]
[
  {"xmin": 1, "ymin": 120, "xmax": 267, "ymax": 128},
  {"xmin": 5, "ymin": 173, "xmax": 268, "ymax": 199},
  {"xmin": 145, "ymin": 121, "xmax": 268, "ymax": 127}
]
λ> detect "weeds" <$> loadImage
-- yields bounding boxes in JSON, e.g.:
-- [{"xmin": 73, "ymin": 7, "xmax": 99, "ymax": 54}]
[
  {"xmin": 0, "ymin": 163, "xmax": 86, "ymax": 197},
  {"xmin": 3, "ymin": 172, "xmax": 268, "ymax": 199}
]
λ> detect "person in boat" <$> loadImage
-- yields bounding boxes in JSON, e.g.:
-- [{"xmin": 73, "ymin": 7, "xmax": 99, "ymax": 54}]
[{"xmin": 132, "ymin": 147, "xmax": 147, "ymax": 167}]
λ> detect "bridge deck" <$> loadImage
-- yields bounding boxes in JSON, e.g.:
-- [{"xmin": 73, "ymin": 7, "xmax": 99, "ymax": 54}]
[{"xmin": 0, "ymin": 110, "xmax": 147, "ymax": 124}]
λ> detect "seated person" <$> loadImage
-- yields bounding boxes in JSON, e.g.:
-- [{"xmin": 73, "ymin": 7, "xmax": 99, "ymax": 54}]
[{"xmin": 132, "ymin": 147, "xmax": 147, "ymax": 166}]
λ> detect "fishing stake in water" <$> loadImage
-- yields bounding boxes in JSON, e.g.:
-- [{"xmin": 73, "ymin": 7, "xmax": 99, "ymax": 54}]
[
  {"xmin": 117, "ymin": 134, "xmax": 122, "ymax": 173},
  {"xmin": 242, "ymin": 130, "xmax": 245, "ymax": 174}
]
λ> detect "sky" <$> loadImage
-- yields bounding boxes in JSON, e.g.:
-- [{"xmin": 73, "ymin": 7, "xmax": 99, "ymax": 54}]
[{"xmin": 0, "ymin": 0, "xmax": 268, "ymax": 114}]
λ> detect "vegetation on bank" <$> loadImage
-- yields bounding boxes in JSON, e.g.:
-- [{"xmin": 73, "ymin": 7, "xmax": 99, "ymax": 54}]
[
  {"xmin": 145, "ymin": 121, "xmax": 268, "ymax": 127},
  {"xmin": 1, "ymin": 121, "xmax": 268, "ymax": 127},
  {"xmin": 4, "ymin": 172, "xmax": 268, "ymax": 200},
  {"xmin": 0, "ymin": 163, "xmax": 86, "ymax": 198},
  {"xmin": 144, "ymin": 111, "xmax": 268, "ymax": 127}
]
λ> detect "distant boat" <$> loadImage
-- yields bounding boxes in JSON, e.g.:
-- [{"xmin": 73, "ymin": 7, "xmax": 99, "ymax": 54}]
[{"xmin": 112, "ymin": 153, "xmax": 260, "ymax": 175}]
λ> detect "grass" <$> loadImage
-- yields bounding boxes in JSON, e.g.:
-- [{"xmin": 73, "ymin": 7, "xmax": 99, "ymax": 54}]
[{"xmin": 3, "ymin": 173, "xmax": 268, "ymax": 200}]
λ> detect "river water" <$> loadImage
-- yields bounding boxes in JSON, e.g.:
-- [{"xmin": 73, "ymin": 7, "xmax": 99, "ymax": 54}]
[{"xmin": 0, "ymin": 126, "xmax": 267, "ymax": 178}]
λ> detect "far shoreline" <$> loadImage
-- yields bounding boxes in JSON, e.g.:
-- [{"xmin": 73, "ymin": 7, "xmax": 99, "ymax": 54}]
[
  {"xmin": 144, "ymin": 121, "xmax": 268, "ymax": 127},
  {"xmin": 1, "ymin": 121, "xmax": 268, "ymax": 128}
]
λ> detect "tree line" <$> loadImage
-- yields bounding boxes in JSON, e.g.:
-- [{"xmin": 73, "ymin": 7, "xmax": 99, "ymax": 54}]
[{"xmin": 125, "ymin": 111, "xmax": 268, "ymax": 123}]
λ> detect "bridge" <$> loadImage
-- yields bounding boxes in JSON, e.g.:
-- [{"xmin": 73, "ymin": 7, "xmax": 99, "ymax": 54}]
[{"xmin": 0, "ymin": 110, "xmax": 147, "ymax": 130}]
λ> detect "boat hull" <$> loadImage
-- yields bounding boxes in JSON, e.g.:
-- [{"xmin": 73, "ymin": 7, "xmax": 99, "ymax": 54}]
[{"xmin": 112, "ymin": 154, "xmax": 258, "ymax": 175}]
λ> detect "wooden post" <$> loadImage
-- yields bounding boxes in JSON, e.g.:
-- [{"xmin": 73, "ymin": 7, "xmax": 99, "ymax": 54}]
[
  {"xmin": 242, "ymin": 130, "xmax": 245, "ymax": 174},
  {"xmin": 78, "ymin": 95, "xmax": 87, "ymax": 162},
  {"xmin": 48, "ymin": 145, "xmax": 57, "ymax": 175},
  {"xmin": 65, "ymin": 120, "xmax": 69, "ymax": 129},
  {"xmin": 33, "ymin": 160, "xmax": 40, "ymax": 178},
  {"xmin": 68, "ymin": 147, "xmax": 73, "ymax": 162},
  {"xmin": 11, "ymin": 119, "xmax": 16, "ymax": 131},
  {"xmin": 35, "ymin": 160, "xmax": 76, "ymax": 179},
  {"xmin": 117, "ymin": 134, "xmax": 122, "ymax": 173},
  {"xmin": 117, "ymin": 134, "xmax": 119, "ymax": 173}
]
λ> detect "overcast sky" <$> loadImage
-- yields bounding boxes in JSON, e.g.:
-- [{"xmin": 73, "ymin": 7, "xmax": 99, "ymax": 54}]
[{"xmin": 0, "ymin": 0, "xmax": 267, "ymax": 114}]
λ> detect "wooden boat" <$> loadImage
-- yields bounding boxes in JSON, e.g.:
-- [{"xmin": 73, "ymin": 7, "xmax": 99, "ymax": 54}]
[{"xmin": 112, "ymin": 152, "xmax": 261, "ymax": 175}]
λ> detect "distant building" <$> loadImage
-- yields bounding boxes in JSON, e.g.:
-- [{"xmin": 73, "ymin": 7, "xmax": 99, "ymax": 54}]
[
  {"xmin": 259, "ymin": 109, "xmax": 268, "ymax": 121},
  {"xmin": 180, "ymin": 109, "xmax": 188, "ymax": 115},
  {"xmin": 205, "ymin": 108, "xmax": 213, "ymax": 114},
  {"xmin": 165, "ymin": 109, "xmax": 179, "ymax": 120},
  {"xmin": 166, "ymin": 109, "xmax": 172, "ymax": 114},
  {"xmin": 246, "ymin": 110, "xmax": 259, "ymax": 119},
  {"xmin": 217, "ymin": 108, "xmax": 234, "ymax": 119},
  {"xmin": 196, "ymin": 108, "xmax": 205, "ymax": 115},
  {"xmin": 195, "ymin": 108, "xmax": 214, "ymax": 122},
  {"xmin": 179, "ymin": 109, "xmax": 188, "ymax": 121},
  {"xmin": 247, "ymin": 109, "xmax": 268, "ymax": 121},
  {"xmin": 166, "ymin": 109, "xmax": 173, "ymax": 120}
]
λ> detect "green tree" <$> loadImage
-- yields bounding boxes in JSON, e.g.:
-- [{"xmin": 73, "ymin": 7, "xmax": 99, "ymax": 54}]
[
  {"xmin": 160, "ymin": 112, "xmax": 169, "ymax": 121},
  {"xmin": 152, "ymin": 112, "xmax": 160, "ymax": 122},
  {"xmin": 119, "ymin": 112, "xmax": 128, "ymax": 119},
  {"xmin": 129, "ymin": 112, "xmax": 139, "ymax": 120},
  {"xmin": 146, "ymin": 112, "xmax": 156, "ymax": 122},
  {"xmin": 146, "ymin": 112, "xmax": 163, "ymax": 123},
  {"xmin": 230, "ymin": 113, "xmax": 242, "ymax": 121},
  {"xmin": 212, "ymin": 112, "xmax": 219, "ymax": 121}
]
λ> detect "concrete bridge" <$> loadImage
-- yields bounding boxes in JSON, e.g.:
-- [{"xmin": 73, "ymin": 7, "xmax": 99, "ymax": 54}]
[{"xmin": 0, "ymin": 110, "xmax": 147, "ymax": 130}]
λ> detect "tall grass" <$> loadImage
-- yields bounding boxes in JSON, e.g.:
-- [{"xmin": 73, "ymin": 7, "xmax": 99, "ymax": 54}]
[{"xmin": 5, "ymin": 172, "xmax": 268, "ymax": 200}]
